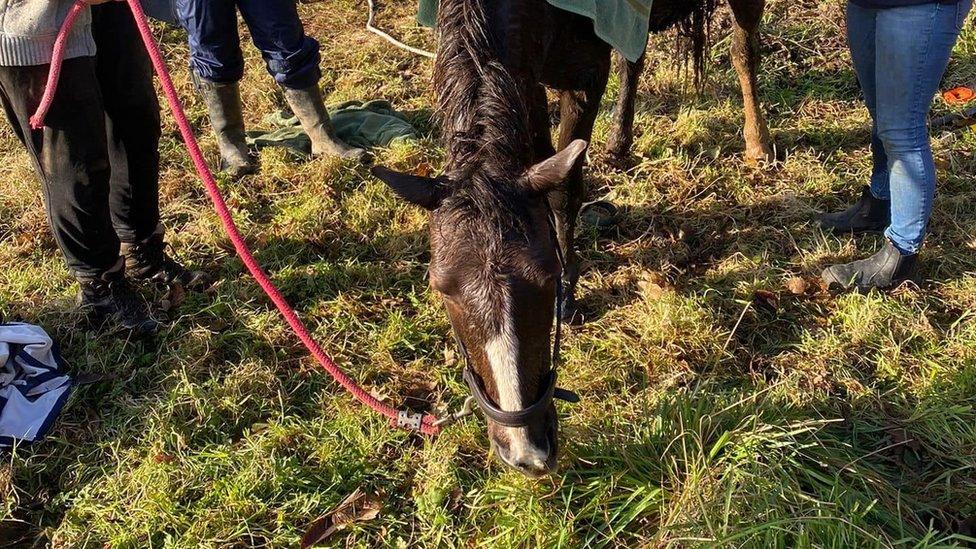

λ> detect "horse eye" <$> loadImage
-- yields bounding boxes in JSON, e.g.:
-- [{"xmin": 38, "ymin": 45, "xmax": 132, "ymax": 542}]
[
  {"xmin": 429, "ymin": 270, "xmax": 455, "ymax": 296},
  {"xmin": 434, "ymin": 279, "xmax": 462, "ymax": 302}
]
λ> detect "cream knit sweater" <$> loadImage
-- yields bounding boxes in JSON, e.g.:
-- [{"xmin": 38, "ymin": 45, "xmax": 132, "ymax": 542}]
[{"xmin": 0, "ymin": 0, "xmax": 96, "ymax": 66}]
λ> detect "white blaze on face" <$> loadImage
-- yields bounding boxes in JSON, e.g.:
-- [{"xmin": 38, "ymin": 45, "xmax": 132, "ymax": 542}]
[{"xmin": 484, "ymin": 288, "xmax": 549, "ymax": 469}]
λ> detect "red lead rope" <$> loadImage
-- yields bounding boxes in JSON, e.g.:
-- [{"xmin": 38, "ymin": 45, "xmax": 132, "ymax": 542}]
[{"xmin": 31, "ymin": 0, "xmax": 442, "ymax": 436}]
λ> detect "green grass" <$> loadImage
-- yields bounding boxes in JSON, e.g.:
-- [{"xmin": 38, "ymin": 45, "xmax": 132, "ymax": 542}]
[{"xmin": 2, "ymin": 0, "xmax": 976, "ymax": 546}]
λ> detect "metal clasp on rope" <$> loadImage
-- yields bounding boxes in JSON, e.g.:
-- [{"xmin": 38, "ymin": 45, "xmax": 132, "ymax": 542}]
[
  {"xmin": 431, "ymin": 396, "xmax": 477, "ymax": 428},
  {"xmin": 394, "ymin": 396, "xmax": 475, "ymax": 432}
]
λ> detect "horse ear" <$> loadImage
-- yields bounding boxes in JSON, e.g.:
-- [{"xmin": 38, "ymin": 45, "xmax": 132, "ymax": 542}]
[
  {"xmin": 523, "ymin": 140, "xmax": 588, "ymax": 193},
  {"xmin": 371, "ymin": 166, "xmax": 448, "ymax": 211}
]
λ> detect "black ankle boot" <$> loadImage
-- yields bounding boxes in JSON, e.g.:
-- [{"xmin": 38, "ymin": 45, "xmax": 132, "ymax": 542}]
[
  {"xmin": 121, "ymin": 229, "xmax": 212, "ymax": 292},
  {"xmin": 77, "ymin": 262, "xmax": 160, "ymax": 335},
  {"xmin": 821, "ymin": 240, "xmax": 919, "ymax": 293},
  {"xmin": 820, "ymin": 186, "xmax": 890, "ymax": 235}
]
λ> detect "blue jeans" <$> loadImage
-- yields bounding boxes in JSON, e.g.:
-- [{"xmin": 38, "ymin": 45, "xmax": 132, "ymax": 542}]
[
  {"xmin": 175, "ymin": 0, "xmax": 321, "ymax": 89},
  {"xmin": 847, "ymin": 0, "xmax": 971, "ymax": 254}
]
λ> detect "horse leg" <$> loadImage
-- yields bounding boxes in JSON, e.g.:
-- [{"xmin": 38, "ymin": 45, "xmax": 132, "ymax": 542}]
[
  {"xmin": 606, "ymin": 50, "xmax": 646, "ymax": 164},
  {"xmin": 730, "ymin": 0, "xmax": 773, "ymax": 164},
  {"xmin": 550, "ymin": 72, "xmax": 609, "ymax": 323}
]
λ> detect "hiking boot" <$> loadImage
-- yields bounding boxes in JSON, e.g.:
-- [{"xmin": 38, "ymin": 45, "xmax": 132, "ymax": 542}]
[
  {"xmin": 821, "ymin": 240, "xmax": 919, "ymax": 293},
  {"xmin": 77, "ymin": 263, "xmax": 160, "ymax": 335},
  {"xmin": 121, "ymin": 229, "xmax": 212, "ymax": 291},
  {"xmin": 819, "ymin": 186, "xmax": 890, "ymax": 235},
  {"xmin": 282, "ymin": 85, "xmax": 368, "ymax": 162},
  {"xmin": 194, "ymin": 74, "xmax": 258, "ymax": 179}
]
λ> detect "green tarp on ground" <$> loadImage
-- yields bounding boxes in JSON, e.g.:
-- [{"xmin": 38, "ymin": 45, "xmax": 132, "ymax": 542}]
[{"xmin": 416, "ymin": 0, "xmax": 652, "ymax": 62}]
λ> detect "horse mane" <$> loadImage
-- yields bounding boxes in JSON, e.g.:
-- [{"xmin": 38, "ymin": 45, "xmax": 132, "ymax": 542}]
[
  {"xmin": 432, "ymin": 0, "xmax": 536, "ymax": 240},
  {"xmin": 433, "ymin": 0, "xmax": 534, "ymax": 177}
]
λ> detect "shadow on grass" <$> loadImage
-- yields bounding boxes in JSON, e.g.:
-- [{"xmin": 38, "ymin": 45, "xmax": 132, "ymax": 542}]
[{"xmin": 574, "ymin": 191, "xmax": 818, "ymax": 318}]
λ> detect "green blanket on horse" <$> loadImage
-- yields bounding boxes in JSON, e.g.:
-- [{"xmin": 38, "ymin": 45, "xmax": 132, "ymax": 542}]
[{"xmin": 416, "ymin": 0, "xmax": 652, "ymax": 63}]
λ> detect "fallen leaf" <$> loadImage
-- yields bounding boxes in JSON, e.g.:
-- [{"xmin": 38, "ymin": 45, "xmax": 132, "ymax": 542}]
[
  {"xmin": 11, "ymin": 233, "xmax": 34, "ymax": 257},
  {"xmin": 753, "ymin": 289, "xmax": 779, "ymax": 312},
  {"xmin": 638, "ymin": 272, "xmax": 669, "ymax": 299},
  {"xmin": 443, "ymin": 347, "xmax": 457, "ymax": 366},
  {"xmin": 160, "ymin": 284, "xmax": 186, "ymax": 313},
  {"xmin": 785, "ymin": 277, "xmax": 809, "ymax": 295},
  {"xmin": 153, "ymin": 453, "xmax": 175, "ymax": 464},
  {"xmin": 414, "ymin": 162, "xmax": 435, "ymax": 178},
  {"xmin": 300, "ymin": 489, "xmax": 383, "ymax": 548}
]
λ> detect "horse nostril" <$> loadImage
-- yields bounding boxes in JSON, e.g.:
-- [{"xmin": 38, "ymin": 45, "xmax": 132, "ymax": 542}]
[
  {"xmin": 513, "ymin": 455, "xmax": 550, "ymax": 474},
  {"xmin": 505, "ymin": 442, "xmax": 552, "ymax": 477},
  {"xmin": 491, "ymin": 426, "xmax": 556, "ymax": 477}
]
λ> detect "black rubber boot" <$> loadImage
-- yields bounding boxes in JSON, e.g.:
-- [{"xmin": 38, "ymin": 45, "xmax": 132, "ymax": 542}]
[
  {"xmin": 76, "ymin": 261, "xmax": 160, "ymax": 336},
  {"xmin": 282, "ymin": 85, "xmax": 367, "ymax": 162},
  {"xmin": 194, "ymin": 74, "xmax": 258, "ymax": 179},
  {"xmin": 819, "ymin": 186, "xmax": 890, "ymax": 235},
  {"xmin": 120, "ymin": 227, "xmax": 212, "ymax": 292},
  {"xmin": 821, "ymin": 240, "xmax": 919, "ymax": 293}
]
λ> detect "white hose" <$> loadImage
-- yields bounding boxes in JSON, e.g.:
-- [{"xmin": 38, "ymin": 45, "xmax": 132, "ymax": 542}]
[{"xmin": 365, "ymin": 0, "xmax": 435, "ymax": 59}]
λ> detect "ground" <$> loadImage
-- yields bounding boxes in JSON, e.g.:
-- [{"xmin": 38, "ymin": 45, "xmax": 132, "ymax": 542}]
[{"xmin": 1, "ymin": 0, "xmax": 976, "ymax": 547}]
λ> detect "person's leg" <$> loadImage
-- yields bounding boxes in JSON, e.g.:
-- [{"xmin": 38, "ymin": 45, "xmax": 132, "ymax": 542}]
[
  {"xmin": 91, "ymin": 3, "xmax": 161, "ymax": 243},
  {"xmin": 236, "ymin": 0, "xmax": 320, "ymax": 89},
  {"xmin": 237, "ymin": 0, "xmax": 365, "ymax": 161},
  {"xmin": 846, "ymin": 2, "xmax": 889, "ymax": 200},
  {"xmin": 91, "ymin": 3, "xmax": 210, "ymax": 292},
  {"xmin": 0, "ymin": 61, "xmax": 118, "ymax": 278},
  {"xmin": 823, "ymin": 0, "xmax": 972, "ymax": 292},
  {"xmin": 176, "ymin": 0, "xmax": 245, "ymax": 85},
  {"xmin": 0, "ymin": 60, "xmax": 158, "ymax": 333},
  {"xmin": 876, "ymin": 0, "xmax": 971, "ymax": 254},
  {"xmin": 820, "ymin": 2, "xmax": 890, "ymax": 235},
  {"xmin": 175, "ymin": 0, "xmax": 256, "ymax": 177}
]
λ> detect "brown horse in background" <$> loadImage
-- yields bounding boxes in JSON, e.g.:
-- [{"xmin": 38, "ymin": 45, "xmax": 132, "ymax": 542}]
[{"xmin": 609, "ymin": 0, "xmax": 773, "ymax": 164}]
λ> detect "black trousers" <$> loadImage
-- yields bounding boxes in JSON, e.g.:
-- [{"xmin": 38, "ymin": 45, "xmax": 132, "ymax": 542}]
[{"xmin": 0, "ymin": 3, "xmax": 161, "ymax": 279}]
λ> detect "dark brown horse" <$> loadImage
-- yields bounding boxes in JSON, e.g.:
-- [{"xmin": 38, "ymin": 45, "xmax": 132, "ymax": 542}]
[
  {"xmin": 374, "ymin": 0, "xmax": 609, "ymax": 476},
  {"xmin": 608, "ymin": 0, "xmax": 773, "ymax": 164}
]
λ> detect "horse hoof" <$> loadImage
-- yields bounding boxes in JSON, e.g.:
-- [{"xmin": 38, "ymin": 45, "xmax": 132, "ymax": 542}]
[
  {"xmin": 558, "ymin": 294, "xmax": 584, "ymax": 325},
  {"xmin": 604, "ymin": 145, "xmax": 631, "ymax": 169},
  {"xmin": 744, "ymin": 146, "xmax": 775, "ymax": 166},
  {"xmin": 580, "ymin": 200, "xmax": 620, "ymax": 231}
]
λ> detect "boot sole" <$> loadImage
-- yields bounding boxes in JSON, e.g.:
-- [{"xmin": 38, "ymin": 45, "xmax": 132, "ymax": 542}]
[
  {"xmin": 822, "ymin": 271, "xmax": 920, "ymax": 295},
  {"xmin": 820, "ymin": 223, "xmax": 887, "ymax": 236},
  {"xmin": 83, "ymin": 310, "xmax": 160, "ymax": 338},
  {"xmin": 128, "ymin": 273, "xmax": 214, "ymax": 293}
]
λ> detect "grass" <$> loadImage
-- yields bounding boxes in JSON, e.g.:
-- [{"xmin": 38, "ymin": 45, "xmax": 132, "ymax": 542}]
[{"xmin": 2, "ymin": 0, "xmax": 976, "ymax": 546}]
